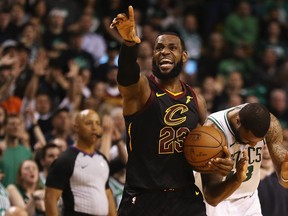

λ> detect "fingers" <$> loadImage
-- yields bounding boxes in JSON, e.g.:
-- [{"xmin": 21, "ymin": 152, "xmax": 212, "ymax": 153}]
[
  {"xmin": 209, "ymin": 157, "xmax": 234, "ymax": 176},
  {"xmin": 128, "ymin": 5, "xmax": 134, "ymax": 21},
  {"xmin": 222, "ymin": 146, "xmax": 231, "ymax": 158},
  {"xmin": 133, "ymin": 36, "xmax": 141, "ymax": 43},
  {"xmin": 110, "ymin": 14, "xmax": 127, "ymax": 29},
  {"xmin": 110, "ymin": 13, "xmax": 128, "ymax": 28},
  {"xmin": 242, "ymin": 149, "xmax": 248, "ymax": 160}
]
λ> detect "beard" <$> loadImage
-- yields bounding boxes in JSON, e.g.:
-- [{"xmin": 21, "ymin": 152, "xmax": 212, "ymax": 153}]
[{"xmin": 152, "ymin": 59, "xmax": 183, "ymax": 80}]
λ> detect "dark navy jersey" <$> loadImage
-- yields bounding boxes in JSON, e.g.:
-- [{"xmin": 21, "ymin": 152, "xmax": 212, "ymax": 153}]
[
  {"xmin": 46, "ymin": 147, "xmax": 110, "ymax": 216},
  {"xmin": 124, "ymin": 75, "xmax": 200, "ymax": 191}
]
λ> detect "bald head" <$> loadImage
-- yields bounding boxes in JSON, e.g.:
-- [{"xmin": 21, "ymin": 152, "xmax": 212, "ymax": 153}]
[
  {"xmin": 74, "ymin": 109, "xmax": 102, "ymax": 143},
  {"xmin": 5, "ymin": 207, "xmax": 28, "ymax": 216},
  {"xmin": 75, "ymin": 109, "xmax": 99, "ymax": 125}
]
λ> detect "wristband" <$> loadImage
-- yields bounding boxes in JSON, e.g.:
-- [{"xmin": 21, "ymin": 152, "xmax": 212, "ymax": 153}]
[{"xmin": 281, "ymin": 175, "xmax": 288, "ymax": 182}]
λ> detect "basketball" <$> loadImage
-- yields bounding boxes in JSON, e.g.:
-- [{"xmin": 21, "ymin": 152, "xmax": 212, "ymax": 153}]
[{"xmin": 183, "ymin": 126, "xmax": 226, "ymax": 172}]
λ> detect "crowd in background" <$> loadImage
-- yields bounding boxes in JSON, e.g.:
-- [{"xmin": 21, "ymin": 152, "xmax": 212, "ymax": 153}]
[{"xmin": 0, "ymin": 0, "xmax": 288, "ymax": 215}]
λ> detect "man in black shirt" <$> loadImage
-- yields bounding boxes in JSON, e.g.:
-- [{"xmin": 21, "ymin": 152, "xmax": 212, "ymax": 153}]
[
  {"xmin": 45, "ymin": 109, "xmax": 117, "ymax": 216},
  {"xmin": 110, "ymin": 6, "xmax": 233, "ymax": 216}
]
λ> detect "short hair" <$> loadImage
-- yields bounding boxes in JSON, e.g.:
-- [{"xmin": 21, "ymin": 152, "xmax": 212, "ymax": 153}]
[
  {"xmin": 41, "ymin": 143, "xmax": 59, "ymax": 159},
  {"xmin": 157, "ymin": 32, "xmax": 187, "ymax": 51},
  {"xmin": 239, "ymin": 103, "xmax": 271, "ymax": 138}
]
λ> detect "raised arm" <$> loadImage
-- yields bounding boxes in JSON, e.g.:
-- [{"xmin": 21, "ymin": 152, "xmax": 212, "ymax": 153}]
[
  {"xmin": 110, "ymin": 6, "xmax": 150, "ymax": 115},
  {"xmin": 265, "ymin": 114, "xmax": 288, "ymax": 188}
]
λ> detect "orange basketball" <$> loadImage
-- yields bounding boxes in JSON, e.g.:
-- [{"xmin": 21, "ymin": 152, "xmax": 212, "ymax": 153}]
[{"xmin": 183, "ymin": 126, "xmax": 226, "ymax": 172}]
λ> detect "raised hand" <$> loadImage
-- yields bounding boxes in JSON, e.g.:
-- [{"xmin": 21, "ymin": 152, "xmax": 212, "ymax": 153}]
[
  {"xmin": 235, "ymin": 149, "xmax": 248, "ymax": 182},
  {"xmin": 110, "ymin": 5, "xmax": 141, "ymax": 43}
]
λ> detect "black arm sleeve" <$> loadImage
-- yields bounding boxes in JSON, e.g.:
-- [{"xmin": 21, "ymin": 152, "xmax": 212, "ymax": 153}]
[{"xmin": 117, "ymin": 43, "xmax": 140, "ymax": 86}]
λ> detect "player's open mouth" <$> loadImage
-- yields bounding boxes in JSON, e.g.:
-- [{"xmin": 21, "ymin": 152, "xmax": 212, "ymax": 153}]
[{"xmin": 159, "ymin": 59, "xmax": 173, "ymax": 70}]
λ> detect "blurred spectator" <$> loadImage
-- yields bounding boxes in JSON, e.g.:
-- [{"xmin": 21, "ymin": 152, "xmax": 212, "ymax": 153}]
[
  {"xmin": 137, "ymin": 40, "xmax": 153, "ymax": 76},
  {"xmin": 78, "ymin": 13, "xmax": 107, "ymax": 67},
  {"xmin": 147, "ymin": 0, "xmax": 178, "ymax": 31},
  {"xmin": 140, "ymin": 23, "xmax": 160, "ymax": 48},
  {"xmin": 18, "ymin": 23, "xmax": 40, "ymax": 63},
  {"xmin": 217, "ymin": 43, "xmax": 255, "ymax": 87},
  {"xmin": 6, "ymin": 3, "xmax": 29, "ymax": 40},
  {"xmin": 102, "ymin": 66, "xmax": 123, "ymax": 108},
  {"xmin": 258, "ymin": 4, "xmax": 285, "ymax": 40},
  {"xmin": 223, "ymin": 1, "xmax": 258, "ymax": 49},
  {"xmin": 6, "ymin": 159, "xmax": 45, "ymax": 216},
  {"xmin": 0, "ymin": 63, "xmax": 15, "ymax": 109},
  {"xmin": 201, "ymin": 0, "xmax": 233, "ymax": 36},
  {"xmin": 39, "ymin": 144, "xmax": 60, "ymax": 186},
  {"xmin": 82, "ymin": 80, "xmax": 106, "ymax": 112},
  {"xmin": 0, "ymin": 114, "xmax": 33, "ymax": 187},
  {"xmin": 22, "ymin": 92, "xmax": 53, "ymax": 136},
  {"xmin": 267, "ymin": 88, "xmax": 288, "ymax": 128},
  {"xmin": 213, "ymin": 71, "xmax": 246, "ymax": 111},
  {"xmin": 0, "ymin": 106, "xmax": 7, "ymax": 141},
  {"xmin": 108, "ymin": 107, "xmax": 127, "ymax": 208},
  {"xmin": 49, "ymin": 138, "xmax": 67, "ymax": 153},
  {"xmin": 46, "ymin": 0, "xmax": 82, "ymax": 27},
  {"xmin": 58, "ymin": 30, "xmax": 95, "ymax": 73},
  {"xmin": 93, "ymin": 40, "xmax": 120, "ymax": 82},
  {"xmin": 197, "ymin": 31, "xmax": 229, "ymax": 83},
  {"xmin": 29, "ymin": 0, "xmax": 47, "ymax": 25},
  {"xmin": 0, "ymin": 181, "xmax": 10, "ymax": 215},
  {"xmin": 178, "ymin": 13, "xmax": 202, "ymax": 60},
  {"xmin": 252, "ymin": 47, "xmax": 282, "ymax": 92},
  {"xmin": 277, "ymin": 60, "xmax": 288, "ymax": 90},
  {"xmin": 0, "ymin": 8, "xmax": 14, "ymax": 44},
  {"xmin": 256, "ymin": 20, "xmax": 288, "ymax": 61},
  {"xmin": 101, "ymin": 0, "xmax": 125, "ymax": 43},
  {"xmin": 198, "ymin": 76, "xmax": 219, "ymax": 114},
  {"xmin": 44, "ymin": 108, "xmax": 74, "ymax": 147},
  {"xmin": 42, "ymin": 8, "xmax": 69, "ymax": 58},
  {"xmin": 258, "ymin": 145, "xmax": 288, "ymax": 216},
  {"xmin": 23, "ymin": 105, "xmax": 47, "ymax": 151}
]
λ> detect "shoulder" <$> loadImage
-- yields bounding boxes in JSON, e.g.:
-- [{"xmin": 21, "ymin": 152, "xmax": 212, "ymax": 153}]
[
  {"xmin": 193, "ymin": 89, "xmax": 207, "ymax": 125},
  {"xmin": 6, "ymin": 184, "xmax": 19, "ymax": 195},
  {"xmin": 265, "ymin": 113, "xmax": 283, "ymax": 144},
  {"xmin": 52, "ymin": 148, "xmax": 78, "ymax": 167}
]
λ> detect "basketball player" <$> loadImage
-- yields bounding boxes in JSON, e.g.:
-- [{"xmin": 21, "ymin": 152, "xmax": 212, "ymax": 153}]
[
  {"xmin": 201, "ymin": 103, "xmax": 288, "ymax": 216},
  {"xmin": 45, "ymin": 109, "xmax": 117, "ymax": 216},
  {"xmin": 109, "ymin": 6, "xmax": 234, "ymax": 216}
]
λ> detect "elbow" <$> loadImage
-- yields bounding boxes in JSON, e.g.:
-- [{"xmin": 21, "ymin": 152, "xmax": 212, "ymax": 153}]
[
  {"xmin": 203, "ymin": 190, "xmax": 221, "ymax": 207},
  {"xmin": 204, "ymin": 197, "xmax": 220, "ymax": 207}
]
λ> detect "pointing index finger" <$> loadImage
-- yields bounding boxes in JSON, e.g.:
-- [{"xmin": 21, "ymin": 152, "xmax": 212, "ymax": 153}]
[{"xmin": 128, "ymin": 5, "xmax": 134, "ymax": 21}]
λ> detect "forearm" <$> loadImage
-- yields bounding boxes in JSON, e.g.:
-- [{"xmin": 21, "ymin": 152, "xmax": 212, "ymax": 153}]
[
  {"xmin": 106, "ymin": 189, "xmax": 117, "ymax": 216},
  {"xmin": 117, "ymin": 43, "xmax": 140, "ymax": 86},
  {"xmin": 45, "ymin": 201, "xmax": 59, "ymax": 216},
  {"xmin": 202, "ymin": 174, "xmax": 241, "ymax": 206},
  {"xmin": 32, "ymin": 124, "xmax": 47, "ymax": 146},
  {"xmin": 24, "ymin": 75, "xmax": 39, "ymax": 100}
]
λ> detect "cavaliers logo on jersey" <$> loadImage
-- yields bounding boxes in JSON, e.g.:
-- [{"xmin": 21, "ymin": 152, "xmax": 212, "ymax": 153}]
[{"xmin": 164, "ymin": 104, "xmax": 188, "ymax": 126}]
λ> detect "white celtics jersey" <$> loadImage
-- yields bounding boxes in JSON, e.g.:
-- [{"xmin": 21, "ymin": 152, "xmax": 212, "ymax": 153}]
[{"xmin": 207, "ymin": 104, "xmax": 265, "ymax": 200}]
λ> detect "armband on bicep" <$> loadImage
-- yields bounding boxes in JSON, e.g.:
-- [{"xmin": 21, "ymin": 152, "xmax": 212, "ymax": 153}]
[{"xmin": 117, "ymin": 43, "xmax": 140, "ymax": 86}]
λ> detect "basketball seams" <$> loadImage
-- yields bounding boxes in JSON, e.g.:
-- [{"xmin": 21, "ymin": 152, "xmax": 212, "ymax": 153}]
[{"xmin": 184, "ymin": 126, "xmax": 225, "ymax": 171}]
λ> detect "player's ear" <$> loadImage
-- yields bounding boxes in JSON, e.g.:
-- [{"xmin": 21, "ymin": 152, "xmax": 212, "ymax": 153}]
[{"xmin": 182, "ymin": 50, "xmax": 188, "ymax": 63}]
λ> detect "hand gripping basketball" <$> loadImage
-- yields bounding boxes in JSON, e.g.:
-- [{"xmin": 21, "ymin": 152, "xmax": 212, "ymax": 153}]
[
  {"xmin": 184, "ymin": 126, "xmax": 228, "ymax": 173},
  {"xmin": 110, "ymin": 5, "xmax": 141, "ymax": 43}
]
